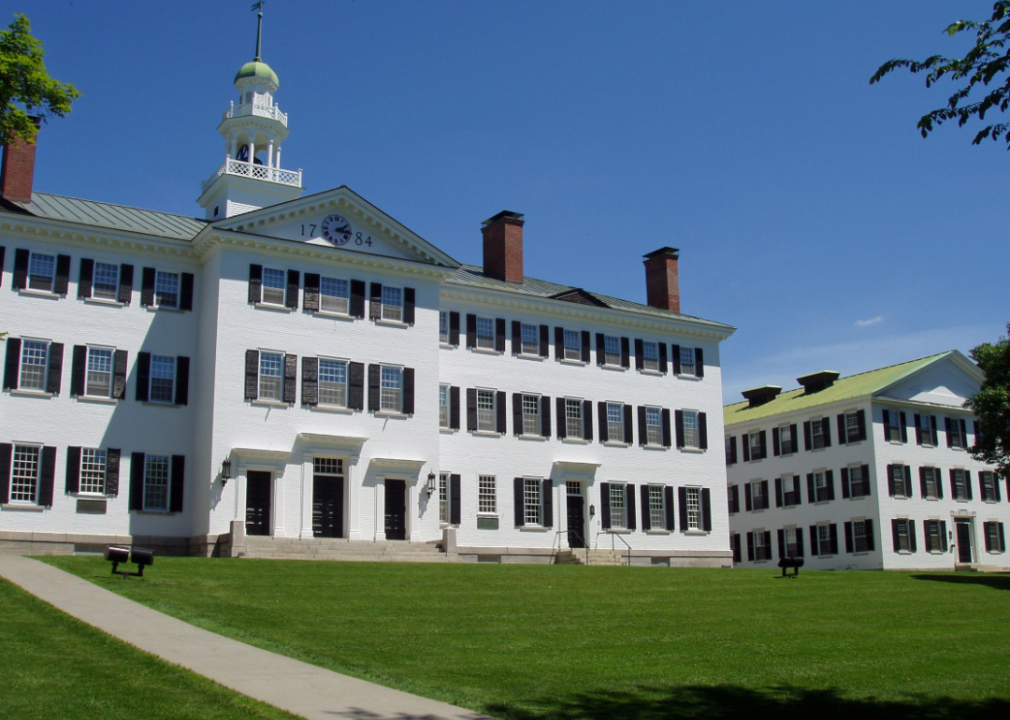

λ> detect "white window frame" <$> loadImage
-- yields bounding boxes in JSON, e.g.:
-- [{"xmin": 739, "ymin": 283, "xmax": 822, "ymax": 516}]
[
  {"xmin": 565, "ymin": 398, "xmax": 583, "ymax": 439},
  {"xmin": 895, "ymin": 518, "xmax": 912, "ymax": 552},
  {"xmin": 563, "ymin": 329, "xmax": 581, "ymax": 361},
  {"xmin": 148, "ymin": 355, "xmax": 176, "ymax": 404},
  {"xmin": 609, "ymin": 483, "xmax": 627, "ymax": 529},
  {"xmin": 381, "ymin": 286, "xmax": 403, "ymax": 322},
  {"xmin": 439, "ymin": 384, "xmax": 449, "ymax": 428},
  {"xmin": 886, "ymin": 409, "xmax": 903, "ymax": 443},
  {"xmin": 748, "ymin": 431, "xmax": 762, "ymax": 458},
  {"xmin": 476, "ymin": 389, "xmax": 496, "ymax": 432},
  {"xmin": 258, "ymin": 351, "xmax": 284, "ymax": 402},
  {"xmin": 753, "ymin": 529, "xmax": 770, "ymax": 561},
  {"xmin": 890, "ymin": 465, "xmax": 908, "ymax": 499},
  {"xmin": 919, "ymin": 414, "xmax": 934, "ymax": 446},
  {"xmin": 814, "ymin": 471, "xmax": 829, "ymax": 503},
  {"xmin": 479, "ymin": 475, "xmax": 497, "ymax": 515},
  {"xmin": 380, "ymin": 365, "xmax": 403, "ymax": 413},
  {"xmin": 923, "ymin": 467, "xmax": 939, "ymax": 500},
  {"xmin": 645, "ymin": 406, "xmax": 662, "ymax": 446},
  {"xmin": 952, "ymin": 468, "xmax": 968, "ymax": 501},
  {"xmin": 781, "ymin": 475, "xmax": 799, "ymax": 506},
  {"xmin": 925, "ymin": 519, "xmax": 943, "ymax": 553},
  {"xmin": 811, "ymin": 418, "xmax": 826, "ymax": 449},
  {"xmin": 319, "ymin": 276, "xmax": 349, "ymax": 315},
  {"xmin": 679, "ymin": 346, "xmax": 696, "ymax": 376},
  {"xmin": 85, "ymin": 345, "xmax": 114, "ymax": 398},
  {"xmin": 79, "ymin": 448, "xmax": 107, "ymax": 495},
  {"xmin": 607, "ymin": 402, "xmax": 624, "ymax": 443},
  {"xmin": 751, "ymin": 480, "xmax": 767, "ymax": 510},
  {"xmin": 949, "ymin": 418, "xmax": 964, "ymax": 449},
  {"xmin": 783, "ymin": 527, "xmax": 800, "ymax": 557},
  {"xmin": 317, "ymin": 357, "xmax": 348, "ymax": 408},
  {"xmin": 648, "ymin": 485, "xmax": 666, "ymax": 530},
  {"xmin": 778, "ymin": 425, "xmax": 794, "ymax": 455},
  {"xmin": 981, "ymin": 471, "xmax": 997, "ymax": 502},
  {"xmin": 845, "ymin": 411, "xmax": 860, "ymax": 444},
  {"xmin": 143, "ymin": 454, "xmax": 171, "ymax": 512},
  {"xmin": 852, "ymin": 519, "xmax": 870, "ymax": 552},
  {"xmin": 92, "ymin": 262, "xmax": 119, "ymax": 300},
  {"xmin": 985, "ymin": 522, "xmax": 1004, "ymax": 553},
  {"xmin": 9, "ymin": 443, "xmax": 41, "ymax": 504},
  {"xmin": 439, "ymin": 312, "xmax": 449, "ymax": 344},
  {"xmin": 521, "ymin": 393, "xmax": 540, "ymax": 436},
  {"xmin": 847, "ymin": 464, "xmax": 866, "ymax": 497},
  {"xmin": 642, "ymin": 341, "xmax": 659, "ymax": 371},
  {"xmin": 19, "ymin": 339, "xmax": 49, "ymax": 391},
  {"xmin": 817, "ymin": 523, "xmax": 833, "ymax": 556},
  {"xmin": 476, "ymin": 317, "xmax": 495, "ymax": 350},
  {"xmin": 603, "ymin": 335, "xmax": 621, "ymax": 366},
  {"xmin": 682, "ymin": 410, "xmax": 700, "ymax": 449},
  {"xmin": 520, "ymin": 323, "xmax": 538, "ymax": 356},
  {"xmin": 438, "ymin": 472, "xmax": 450, "ymax": 524},
  {"xmin": 523, "ymin": 477, "xmax": 542, "ymax": 526},
  {"xmin": 28, "ymin": 252, "xmax": 56, "ymax": 292},
  {"xmin": 261, "ymin": 267, "xmax": 286, "ymax": 306},
  {"xmin": 155, "ymin": 270, "xmax": 180, "ymax": 309},
  {"xmin": 686, "ymin": 486, "xmax": 701, "ymax": 529}
]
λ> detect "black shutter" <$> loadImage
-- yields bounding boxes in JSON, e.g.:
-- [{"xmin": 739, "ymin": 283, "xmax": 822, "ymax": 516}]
[
  {"xmin": 909, "ymin": 520, "xmax": 917, "ymax": 552},
  {"xmin": 823, "ymin": 420, "xmax": 832, "ymax": 447},
  {"xmin": 38, "ymin": 446, "xmax": 56, "ymax": 506},
  {"xmin": 12, "ymin": 248, "xmax": 28, "ymax": 289},
  {"xmin": 175, "ymin": 356, "xmax": 190, "ymax": 406},
  {"xmin": 512, "ymin": 393, "xmax": 523, "ymax": 435},
  {"xmin": 244, "ymin": 350, "xmax": 258, "ymax": 400},
  {"xmin": 70, "ymin": 345, "xmax": 87, "ymax": 396},
  {"xmin": 702, "ymin": 488, "xmax": 712, "ymax": 530},
  {"xmin": 129, "ymin": 452, "xmax": 145, "ymax": 511},
  {"xmin": 959, "ymin": 418, "xmax": 967, "ymax": 448},
  {"xmin": 583, "ymin": 399, "xmax": 593, "ymax": 441},
  {"xmin": 467, "ymin": 389, "xmax": 478, "ymax": 431},
  {"xmin": 626, "ymin": 484, "xmax": 636, "ymax": 530},
  {"xmin": 940, "ymin": 521, "xmax": 948, "ymax": 552},
  {"xmin": 348, "ymin": 362, "xmax": 364, "ymax": 410},
  {"xmin": 658, "ymin": 343, "xmax": 668, "ymax": 373},
  {"xmin": 539, "ymin": 324, "xmax": 549, "ymax": 357},
  {"xmin": 804, "ymin": 421, "xmax": 812, "ymax": 451},
  {"xmin": 775, "ymin": 477, "xmax": 783, "ymax": 508},
  {"xmin": 512, "ymin": 321, "xmax": 521, "ymax": 354},
  {"xmin": 641, "ymin": 485, "xmax": 651, "ymax": 530},
  {"xmin": 662, "ymin": 409, "xmax": 672, "ymax": 448},
  {"xmin": 541, "ymin": 396, "xmax": 551, "ymax": 437},
  {"xmin": 283, "ymin": 354, "xmax": 297, "ymax": 404},
  {"xmin": 402, "ymin": 368, "xmax": 415, "ymax": 415},
  {"xmin": 596, "ymin": 333, "xmax": 606, "ymax": 366},
  {"xmin": 729, "ymin": 484, "xmax": 739, "ymax": 513},
  {"xmin": 466, "ymin": 314, "xmax": 477, "ymax": 348},
  {"xmin": 761, "ymin": 480, "xmax": 770, "ymax": 508},
  {"xmin": 837, "ymin": 414, "xmax": 846, "ymax": 445},
  {"xmin": 495, "ymin": 318, "xmax": 506, "ymax": 352},
  {"xmin": 601, "ymin": 482, "xmax": 611, "ymax": 529},
  {"xmin": 984, "ymin": 523, "xmax": 993, "ymax": 552},
  {"xmin": 301, "ymin": 357, "xmax": 318, "ymax": 406},
  {"xmin": 0, "ymin": 444, "xmax": 9, "ymax": 503},
  {"xmin": 882, "ymin": 410, "xmax": 891, "ymax": 440},
  {"xmin": 742, "ymin": 436, "xmax": 750, "ymax": 462},
  {"xmin": 695, "ymin": 348, "xmax": 704, "ymax": 377},
  {"xmin": 900, "ymin": 412, "xmax": 908, "ymax": 442},
  {"xmin": 495, "ymin": 390, "xmax": 506, "ymax": 433},
  {"xmin": 634, "ymin": 339, "xmax": 644, "ymax": 370},
  {"xmin": 118, "ymin": 264, "xmax": 134, "ymax": 304},
  {"xmin": 904, "ymin": 466, "xmax": 913, "ymax": 498},
  {"xmin": 624, "ymin": 404, "xmax": 634, "ymax": 444},
  {"xmin": 350, "ymin": 279, "xmax": 366, "ymax": 317},
  {"xmin": 78, "ymin": 258, "xmax": 94, "ymax": 299},
  {"xmin": 450, "ymin": 386, "xmax": 460, "ymax": 429},
  {"xmin": 844, "ymin": 522, "xmax": 853, "ymax": 553},
  {"xmin": 0, "ymin": 246, "xmax": 4, "ymax": 286},
  {"xmin": 180, "ymin": 272, "xmax": 194, "ymax": 311},
  {"xmin": 675, "ymin": 410, "xmax": 684, "ymax": 448},
  {"xmin": 829, "ymin": 524, "xmax": 838, "ymax": 554},
  {"xmin": 136, "ymin": 352, "xmax": 151, "ymax": 402},
  {"xmin": 580, "ymin": 331, "xmax": 590, "ymax": 363},
  {"xmin": 303, "ymin": 273, "xmax": 320, "ymax": 311},
  {"xmin": 450, "ymin": 474, "xmax": 461, "ymax": 525},
  {"xmin": 747, "ymin": 532, "xmax": 755, "ymax": 561},
  {"xmin": 949, "ymin": 469, "xmax": 956, "ymax": 499},
  {"xmin": 841, "ymin": 468, "xmax": 850, "ymax": 498},
  {"xmin": 758, "ymin": 431, "xmax": 767, "ymax": 459},
  {"xmin": 542, "ymin": 479, "xmax": 553, "ymax": 527},
  {"xmin": 283, "ymin": 270, "xmax": 298, "ymax": 310},
  {"xmin": 370, "ymin": 283, "xmax": 383, "ymax": 319},
  {"xmin": 672, "ymin": 344, "xmax": 681, "ymax": 374},
  {"xmin": 806, "ymin": 473, "xmax": 814, "ymax": 503},
  {"xmin": 46, "ymin": 343, "xmax": 63, "ymax": 394},
  {"xmin": 930, "ymin": 416, "xmax": 938, "ymax": 446},
  {"xmin": 699, "ymin": 412, "xmax": 708, "ymax": 449},
  {"xmin": 891, "ymin": 519, "xmax": 900, "ymax": 552},
  {"xmin": 944, "ymin": 417, "xmax": 953, "ymax": 447},
  {"xmin": 556, "ymin": 397, "xmax": 566, "ymax": 438},
  {"xmin": 555, "ymin": 326, "xmax": 564, "ymax": 358},
  {"xmin": 778, "ymin": 529, "xmax": 785, "ymax": 559},
  {"xmin": 141, "ymin": 267, "xmax": 156, "ymax": 306},
  {"xmin": 914, "ymin": 413, "xmax": 923, "ymax": 444},
  {"xmin": 637, "ymin": 406, "xmax": 647, "ymax": 446},
  {"xmin": 999, "ymin": 524, "xmax": 1006, "ymax": 553},
  {"xmin": 855, "ymin": 409, "xmax": 866, "ymax": 441},
  {"xmin": 598, "ymin": 402, "xmax": 609, "ymax": 442},
  {"xmin": 887, "ymin": 465, "xmax": 897, "ymax": 496},
  {"xmin": 773, "ymin": 429, "xmax": 780, "ymax": 456},
  {"xmin": 449, "ymin": 312, "xmax": 460, "ymax": 346},
  {"xmin": 865, "ymin": 519, "xmax": 875, "ymax": 551},
  {"xmin": 367, "ymin": 364, "xmax": 380, "ymax": 411},
  {"xmin": 826, "ymin": 470, "xmax": 835, "ymax": 500},
  {"xmin": 54, "ymin": 255, "xmax": 71, "ymax": 295},
  {"xmin": 789, "ymin": 424, "xmax": 797, "ymax": 452},
  {"xmin": 810, "ymin": 525, "xmax": 819, "ymax": 556},
  {"xmin": 66, "ymin": 446, "xmax": 81, "ymax": 494},
  {"xmin": 678, "ymin": 487, "xmax": 688, "ymax": 530},
  {"xmin": 965, "ymin": 470, "xmax": 973, "ymax": 500},
  {"xmin": 621, "ymin": 337, "xmax": 630, "ymax": 368},
  {"xmin": 664, "ymin": 486, "xmax": 675, "ymax": 530},
  {"xmin": 112, "ymin": 350, "xmax": 128, "ymax": 399},
  {"xmin": 106, "ymin": 448, "xmax": 120, "ymax": 497},
  {"xmin": 919, "ymin": 467, "xmax": 927, "ymax": 497},
  {"xmin": 169, "ymin": 455, "xmax": 184, "ymax": 513},
  {"xmin": 862, "ymin": 465, "xmax": 871, "ymax": 496},
  {"xmin": 403, "ymin": 287, "xmax": 415, "ymax": 325},
  {"xmin": 745, "ymin": 482, "xmax": 752, "ymax": 511},
  {"xmin": 514, "ymin": 478, "xmax": 525, "ymax": 527}
]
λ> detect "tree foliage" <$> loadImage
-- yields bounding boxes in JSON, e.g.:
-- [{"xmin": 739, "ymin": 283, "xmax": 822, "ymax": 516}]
[
  {"xmin": 965, "ymin": 323, "xmax": 1010, "ymax": 481},
  {"xmin": 0, "ymin": 13, "xmax": 79, "ymax": 147},
  {"xmin": 870, "ymin": 1, "xmax": 1010, "ymax": 147}
]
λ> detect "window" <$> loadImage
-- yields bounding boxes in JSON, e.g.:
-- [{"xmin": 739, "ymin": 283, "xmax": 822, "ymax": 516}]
[
  {"xmin": 19, "ymin": 340, "xmax": 49, "ymax": 391},
  {"xmin": 86, "ymin": 347, "xmax": 113, "ymax": 397},
  {"xmin": 777, "ymin": 425, "xmax": 795, "ymax": 455},
  {"xmin": 818, "ymin": 524, "xmax": 833, "ymax": 555},
  {"xmin": 728, "ymin": 484, "xmax": 740, "ymax": 514},
  {"xmin": 885, "ymin": 409, "xmax": 904, "ymax": 443},
  {"xmin": 753, "ymin": 531, "xmax": 770, "ymax": 561},
  {"xmin": 320, "ymin": 277, "xmax": 349, "ymax": 314},
  {"xmin": 524, "ymin": 478, "xmax": 541, "ymax": 525},
  {"xmin": 565, "ymin": 398, "xmax": 583, "ymax": 438},
  {"xmin": 318, "ymin": 358, "xmax": 347, "ymax": 407},
  {"xmin": 522, "ymin": 394, "xmax": 541, "ymax": 436},
  {"xmin": 439, "ymin": 385, "xmax": 449, "ymax": 428},
  {"xmin": 952, "ymin": 469, "xmax": 969, "ymax": 501},
  {"xmin": 852, "ymin": 519, "xmax": 870, "ymax": 552},
  {"xmin": 917, "ymin": 414, "xmax": 935, "ymax": 446},
  {"xmin": 609, "ymin": 484, "xmax": 626, "ymax": 529},
  {"xmin": 563, "ymin": 330, "xmax": 581, "ymax": 360},
  {"xmin": 783, "ymin": 527, "xmax": 801, "ymax": 557},
  {"xmin": 604, "ymin": 336, "xmax": 621, "ymax": 366},
  {"xmin": 811, "ymin": 418, "xmax": 827, "ymax": 449},
  {"xmin": 750, "ymin": 481, "xmax": 768, "ymax": 510},
  {"xmin": 646, "ymin": 407, "xmax": 662, "ymax": 446},
  {"xmin": 259, "ymin": 268, "xmax": 285, "ymax": 305},
  {"xmin": 439, "ymin": 472, "xmax": 449, "ymax": 524},
  {"xmin": 947, "ymin": 417, "xmax": 965, "ymax": 449},
  {"xmin": 520, "ymin": 323, "xmax": 538, "ymax": 355},
  {"xmin": 682, "ymin": 411, "xmax": 699, "ymax": 448},
  {"xmin": 845, "ymin": 411, "xmax": 860, "ymax": 444},
  {"xmin": 477, "ymin": 389, "xmax": 496, "ymax": 432},
  {"xmin": 679, "ymin": 346, "xmax": 696, "ymax": 376},
  {"xmin": 685, "ymin": 487, "xmax": 701, "ymax": 530},
  {"xmin": 780, "ymin": 475, "xmax": 800, "ymax": 506},
  {"xmin": 155, "ymin": 270, "xmax": 180, "ymax": 309},
  {"xmin": 648, "ymin": 485, "xmax": 666, "ymax": 530},
  {"xmin": 28, "ymin": 252, "xmax": 56, "ymax": 291},
  {"xmin": 922, "ymin": 467, "xmax": 939, "ymax": 499},
  {"xmin": 439, "ymin": 312, "xmax": 449, "ymax": 344},
  {"xmin": 925, "ymin": 519, "xmax": 945, "ymax": 553},
  {"xmin": 889, "ymin": 465, "xmax": 910, "ymax": 498},
  {"xmin": 381, "ymin": 286, "xmax": 403, "ymax": 322},
  {"xmin": 476, "ymin": 317, "xmax": 495, "ymax": 349},
  {"xmin": 984, "ymin": 522, "xmax": 1006, "ymax": 553},
  {"xmin": 143, "ymin": 454, "xmax": 170, "ymax": 511},
  {"xmin": 748, "ymin": 431, "xmax": 763, "ymax": 460},
  {"xmin": 642, "ymin": 341, "xmax": 659, "ymax": 371},
  {"xmin": 847, "ymin": 465, "xmax": 868, "ymax": 497},
  {"xmin": 79, "ymin": 448, "xmax": 107, "ymax": 495},
  {"xmin": 894, "ymin": 519, "xmax": 913, "ymax": 552},
  {"xmin": 259, "ymin": 352, "xmax": 283, "ymax": 401},
  {"xmin": 380, "ymin": 366, "xmax": 403, "ymax": 412},
  {"xmin": 607, "ymin": 403, "xmax": 624, "ymax": 442},
  {"xmin": 149, "ymin": 355, "xmax": 176, "ymax": 403},
  {"xmin": 813, "ymin": 471, "xmax": 830, "ymax": 503},
  {"xmin": 93, "ymin": 262, "xmax": 119, "ymax": 300},
  {"xmin": 479, "ymin": 475, "xmax": 497, "ymax": 514},
  {"xmin": 980, "ymin": 471, "xmax": 998, "ymax": 502},
  {"xmin": 10, "ymin": 445, "xmax": 40, "ymax": 502}
]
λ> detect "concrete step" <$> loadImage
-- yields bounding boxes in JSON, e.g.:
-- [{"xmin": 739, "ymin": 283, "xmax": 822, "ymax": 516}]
[{"xmin": 239, "ymin": 537, "xmax": 447, "ymax": 563}]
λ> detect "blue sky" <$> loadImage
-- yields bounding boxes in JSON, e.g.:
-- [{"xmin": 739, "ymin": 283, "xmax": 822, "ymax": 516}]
[{"xmin": 17, "ymin": 1, "xmax": 1009, "ymax": 403}]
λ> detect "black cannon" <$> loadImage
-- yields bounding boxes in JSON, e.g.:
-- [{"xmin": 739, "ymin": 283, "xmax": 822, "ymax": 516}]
[
  {"xmin": 105, "ymin": 545, "xmax": 154, "ymax": 579},
  {"xmin": 777, "ymin": 556, "xmax": 804, "ymax": 577}
]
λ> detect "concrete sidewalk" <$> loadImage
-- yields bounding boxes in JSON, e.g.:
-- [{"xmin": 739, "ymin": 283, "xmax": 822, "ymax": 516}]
[{"xmin": 0, "ymin": 555, "xmax": 494, "ymax": 720}]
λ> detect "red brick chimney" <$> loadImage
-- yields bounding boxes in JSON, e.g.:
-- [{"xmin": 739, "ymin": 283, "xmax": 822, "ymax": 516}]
[
  {"xmin": 0, "ymin": 119, "xmax": 40, "ymax": 204},
  {"xmin": 643, "ymin": 247, "xmax": 680, "ymax": 313},
  {"xmin": 482, "ymin": 211, "xmax": 525, "ymax": 284}
]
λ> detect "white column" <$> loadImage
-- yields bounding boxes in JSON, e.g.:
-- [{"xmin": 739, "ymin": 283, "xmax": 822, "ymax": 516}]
[
  {"xmin": 275, "ymin": 145, "xmax": 282, "ymax": 168},
  {"xmin": 347, "ymin": 458, "xmax": 361, "ymax": 540},
  {"xmin": 228, "ymin": 135, "xmax": 236, "ymax": 159},
  {"xmin": 299, "ymin": 454, "xmax": 314, "ymax": 539},
  {"xmin": 267, "ymin": 138, "xmax": 275, "ymax": 168}
]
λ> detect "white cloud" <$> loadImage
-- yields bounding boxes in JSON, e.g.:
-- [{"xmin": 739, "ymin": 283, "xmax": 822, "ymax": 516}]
[{"xmin": 855, "ymin": 316, "xmax": 884, "ymax": 327}]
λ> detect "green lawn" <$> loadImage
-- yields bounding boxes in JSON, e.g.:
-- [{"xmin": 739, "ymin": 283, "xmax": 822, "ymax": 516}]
[
  {"xmin": 0, "ymin": 577, "xmax": 307, "ymax": 720},
  {"xmin": 43, "ymin": 557, "xmax": 1010, "ymax": 720}
]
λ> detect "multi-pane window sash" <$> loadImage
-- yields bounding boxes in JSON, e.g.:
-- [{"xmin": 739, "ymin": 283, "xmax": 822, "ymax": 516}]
[
  {"xmin": 682, "ymin": 411, "xmax": 699, "ymax": 448},
  {"xmin": 261, "ymin": 268, "xmax": 286, "ymax": 305},
  {"xmin": 811, "ymin": 418, "xmax": 826, "ymax": 449},
  {"xmin": 609, "ymin": 484, "xmax": 626, "ymax": 529},
  {"xmin": 607, "ymin": 403, "xmax": 624, "ymax": 442},
  {"xmin": 439, "ymin": 472, "xmax": 449, "ymax": 523},
  {"xmin": 10, "ymin": 445, "xmax": 40, "ymax": 502},
  {"xmin": 79, "ymin": 448, "xmax": 107, "ymax": 494},
  {"xmin": 563, "ymin": 330, "xmax": 581, "ymax": 360},
  {"xmin": 320, "ymin": 277, "xmax": 349, "ymax": 314},
  {"xmin": 886, "ymin": 411, "xmax": 903, "ymax": 443},
  {"xmin": 149, "ymin": 356, "xmax": 175, "ymax": 403},
  {"xmin": 751, "ymin": 482, "xmax": 767, "ymax": 510},
  {"xmin": 318, "ymin": 359, "xmax": 347, "ymax": 407},
  {"xmin": 520, "ymin": 324, "xmax": 538, "ymax": 355},
  {"xmin": 686, "ymin": 487, "xmax": 701, "ymax": 530},
  {"xmin": 848, "ymin": 465, "xmax": 867, "ymax": 497},
  {"xmin": 380, "ymin": 366, "xmax": 402, "ymax": 412},
  {"xmin": 477, "ymin": 389, "xmax": 495, "ymax": 431},
  {"xmin": 381, "ymin": 286, "xmax": 403, "ymax": 322},
  {"xmin": 818, "ymin": 524, "xmax": 833, "ymax": 555},
  {"xmin": 926, "ymin": 520, "xmax": 943, "ymax": 552},
  {"xmin": 93, "ymin": 262, "xmax": 119, "ymax": 300},
  {"xmin": 565, "ymin": 399, "xmax": 583, "ymax": 438},
  {"xmin": 853, "ymin": 520, "xmax": 870, "ymax": 552},
  {"xmin": 604, "ymin": 336, "xmax": 621, "ymax": 366},
  {"xmin": 679, "ymin": 346, "xmax": 696, "ymax": 375},
  {"xmin": 895, "ymin": 519, "xmax": 912, "ymax": 552},
  {"xmin": 922, "ymin": 467, "xmax": 939, "ymax": 499},
  {"xmin": 778, "ymin": 426, "xmax": 794, "ymax": 455},
  {"xmin": 753, "ymin": 531, "xmax": 770, "ymax": 561},
  {"xmin": 646, "ymin": 407, "xmax": 662, "ymax": 446},
  {"xmin": 845, "ymin": 412, "xmax": 860, "ymax": 444},
  {"xmin": 784, "ymin": 527, "xmax": 800, "ymax": 557},
  {"xmin": 476, "ymin": 317, "xmax": 495, "ymax": 349},
  {"xmin": 155, "ymin": 271, "xmax": 180, "ymax": 309},
  {"xmin": 20, "ymin": 340, "xmax": 49, "ymax": 391},
  {"xmin": 259, "ymin": 352, "xmax": 283, "ymax": 401},
  {"xmin": 981, "ymin": 472, "xmax": 998, "ymax": 502},
  {"xmin": 439, "ymin": 385, "xmax": 449, "ymax": 428},
  {"xmin": 524, "ymin": 478, "xmax": 541, "ymax": 525},
  {"xmin": 781, "ymin": 475, "xmax": 799, "ymax": 506},
  {"xmin": 985, "ymin": 522, "xmax": 1004, "ymax": 553},
  {"xmin": 479, "ymin": 475, "xmax": 497, "ymax": 514},
  {"xmin": 814, "ymin": 472, "xmax": 830, "ymax": 502},
  {"xmin": 143, "ymin": 454, "xmax": 170, "ymax": 511},
  {"xmin": 952, "ymin": 469, "xmax": 969, "ymax": 500},
  {"xmin": 86, "ymin": 347, "xmax": 113, "ymax": 396},
  {"xmin": 918, "ymin": 414, "xmax": 934, "ymax": 445},
  {"xmin": 28, "ymin": 253, "xmax": 55, "ymax": 291},
  {"xmin": 439, "ymin": 312, "xmax": 449, "ymax": 344},
  {"xmin": 522, "ymin": 394, "xmax": 540, "ymax": 435},
  {"xmin": 642, "ymin": 341, "xmax": 659, "ymax": 371},
  {"xmin": 648, "ymin": 485, "xmax": 665, "ymax": 530},
  {"xmin": 749, "ymin": 432, "xmax": 762, "ymax": 458}
]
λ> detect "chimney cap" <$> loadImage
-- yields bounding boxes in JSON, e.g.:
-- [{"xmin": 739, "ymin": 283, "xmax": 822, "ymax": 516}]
[
  {"xmin": 741, "ymin": 385, "xmax": 782, "ymax": 408},
  {"xmin": 643, "ymin": 246, "xmax": 680, "ymax": 261},
  {"xmin": 482, "ymin": 210, "xmax": 524, "ymax": 228}
]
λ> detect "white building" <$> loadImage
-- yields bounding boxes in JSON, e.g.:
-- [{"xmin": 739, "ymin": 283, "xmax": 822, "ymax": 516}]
[
  {"xmin": 725, "ymin": 352, "xmax": 1008, "ymax": 571},
  {"xmin": 0, "ymin": 28, "xmax": 735, "ymax": 565}
]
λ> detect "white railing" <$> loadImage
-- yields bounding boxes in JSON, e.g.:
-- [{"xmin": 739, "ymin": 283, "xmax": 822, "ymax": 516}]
[
  {"xmin": 202, "ymin": 158, "xmax": 302, "ymax": 191},
  {"xmin": 222, "ymin": 103, "xmax": 288, "ymax": 127}
]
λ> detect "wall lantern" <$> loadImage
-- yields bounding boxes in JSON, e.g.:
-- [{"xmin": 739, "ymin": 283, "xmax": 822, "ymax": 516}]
[
  {"xmin": 589, "ymin": 504, "xmax": 596, "ymax": 518},
  {"xmin": 426, "ymin": 471, "xmax": 437, "ymax": 497},
  {"xmin": 221, "ymin": 459, "xmax": 232, "ymax": 485}
]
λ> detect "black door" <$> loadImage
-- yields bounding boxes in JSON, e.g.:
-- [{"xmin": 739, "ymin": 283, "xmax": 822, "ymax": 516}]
[
  {"xmin": 956, "ymin": 520, "xmax": 973, "ymax": 563},
  {"xmin": 384, "ymin": 480, "xmax": 406, "ymax": 540},
  {"xmin": 313, "ymin": 475, "xmax": 344, "ymax": 538},
  {"xmin": 567, "ymin": 494, "xmax": 585, "ymax": 548},
  {"xmin": 245, "ymin": 471, "xmax": 272, "ymax": 536}
]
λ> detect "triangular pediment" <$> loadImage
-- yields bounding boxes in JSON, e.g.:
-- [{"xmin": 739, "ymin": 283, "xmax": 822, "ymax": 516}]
[
  {"xmin": 875, "ymin": 351, "xmax": 983, "ymax": 408},
  {"xmin": 549, "ymin": 287, "xmax": 610, "ymax": 308},
  {"xmin": 210, "ymin": 186, "xmax": 459, "ymax": 268}
]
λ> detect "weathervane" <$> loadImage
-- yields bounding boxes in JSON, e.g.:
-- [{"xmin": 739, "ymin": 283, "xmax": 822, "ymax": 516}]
[{"xmin": 251, "ymin": 1, "xmax": 265, "ymax": 62}]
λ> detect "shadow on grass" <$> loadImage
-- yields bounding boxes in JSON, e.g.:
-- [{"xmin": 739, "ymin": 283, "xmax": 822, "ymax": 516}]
[
  {"xmin": 486, "ymin": 685, "xmax": 1010, "ymax": 720},
  {"xmin": 911, "ymin": 574, "xmax": 1010, "ymax": 592}
]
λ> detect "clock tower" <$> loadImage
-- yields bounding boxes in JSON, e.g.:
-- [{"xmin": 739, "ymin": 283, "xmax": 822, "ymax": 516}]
[{"xmin": 197, "ymin": 6, "xmax": 304, "ymax": 219}]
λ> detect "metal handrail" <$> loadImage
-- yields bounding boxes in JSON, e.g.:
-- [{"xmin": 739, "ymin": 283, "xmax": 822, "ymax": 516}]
[
  {"xmin": 595, "ymin": 531, "xmax": 633, "ymax": 567},
  {"xmin": 552, "ymin": 529, "xmax": 590, "ymax": 565}
]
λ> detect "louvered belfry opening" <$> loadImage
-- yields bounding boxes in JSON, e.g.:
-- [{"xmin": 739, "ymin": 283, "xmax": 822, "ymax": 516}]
[
  {"xmin": 643, "ymin": 247, "xmax": 680, "ymax": 313},
  {"xmin": 482, "ymin": 210, "xmax": 525, "ymax": 284}
]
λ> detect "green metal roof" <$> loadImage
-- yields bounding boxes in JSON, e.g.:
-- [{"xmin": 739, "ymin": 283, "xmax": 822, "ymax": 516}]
[
  {"xmin": 235, "ymin": 60, "xmax": 279, "ymax": 88},
  {"xmin": 723, "ymin": 352, "xmax": 953, "ymax": 426}
]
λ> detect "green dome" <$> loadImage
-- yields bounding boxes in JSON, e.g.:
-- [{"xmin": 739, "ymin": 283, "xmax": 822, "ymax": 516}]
[{"xmin": 234, "ymin": 60, "xmax": 279, "ymax": 88}]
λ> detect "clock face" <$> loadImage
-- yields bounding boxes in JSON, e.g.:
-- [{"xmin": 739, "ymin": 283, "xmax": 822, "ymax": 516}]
[{"xmin": 321, "ymin": 214, "xmax": 352, "ymax": 245}]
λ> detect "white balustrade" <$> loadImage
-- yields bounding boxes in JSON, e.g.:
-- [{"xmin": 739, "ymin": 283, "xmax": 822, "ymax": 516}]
[
  {"xmin": 222, "ymin": 103, "xmax": 288, "ymax": 127},
  {"xmin": 201, "ymin": 158, "xmax": 302, "ymax": 192}
]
